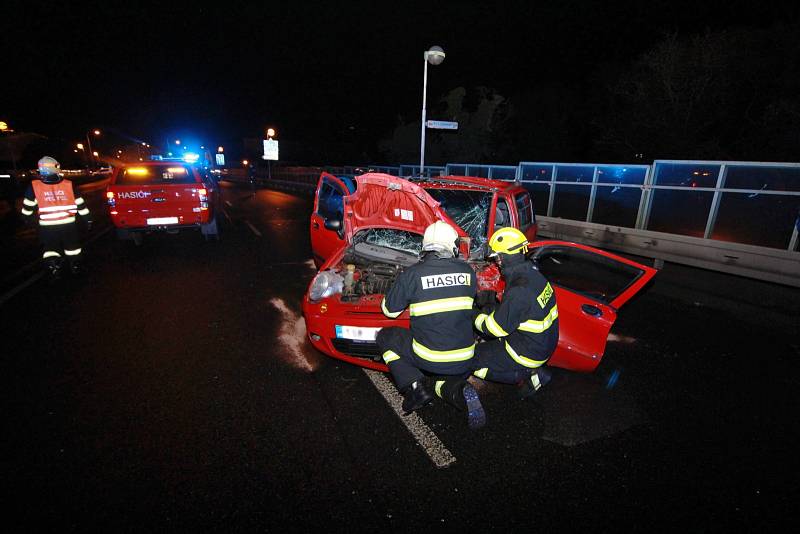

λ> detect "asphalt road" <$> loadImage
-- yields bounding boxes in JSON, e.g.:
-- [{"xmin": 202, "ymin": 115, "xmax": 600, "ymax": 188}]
[{"xmin": 2, "ymin": 182, "xmax": 798, "ymax": 531}]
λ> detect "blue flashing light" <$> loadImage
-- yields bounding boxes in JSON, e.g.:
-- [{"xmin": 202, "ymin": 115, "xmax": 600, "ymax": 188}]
[{"xmin": 183, "ymin": 152, "xmax": 200, "ymax": 163}]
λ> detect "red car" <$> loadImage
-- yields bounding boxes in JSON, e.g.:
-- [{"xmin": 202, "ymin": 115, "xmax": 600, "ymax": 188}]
[
  {"xmin": 106, "ymin": 161, "xmax": 221, "ymax": 245},
  {"xmin": 303, "ymin": 172, "xmax": 657, "ymax": 373}
]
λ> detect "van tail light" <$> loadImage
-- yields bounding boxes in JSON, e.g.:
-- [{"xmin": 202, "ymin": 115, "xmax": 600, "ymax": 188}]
[{"xmin": 198, "ymin": 188, "xmax": 208, "ymax": 210}]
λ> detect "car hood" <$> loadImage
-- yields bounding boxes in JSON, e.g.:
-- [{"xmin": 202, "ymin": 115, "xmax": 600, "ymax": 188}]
[{"xmin": 343, "ymin": 173, "xmax": 467, "ymax": 243}]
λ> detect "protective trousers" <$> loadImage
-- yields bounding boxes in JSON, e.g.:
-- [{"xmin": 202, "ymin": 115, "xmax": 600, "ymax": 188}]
[
  {"xmin": 472, "ymin": 339, "xmax": 546, "ymax": 385},
  {"xmin": 39, "ymin": 223, "xmax": 82, "ymax": 271},
  {"xmin": 376, "ymin": 326, "xmax": 473, "ymax": 391}
]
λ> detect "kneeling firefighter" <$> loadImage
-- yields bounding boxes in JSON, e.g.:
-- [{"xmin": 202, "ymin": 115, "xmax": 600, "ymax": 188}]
[
  {"xmin": 376, "ymin": 221, "xmax": 486, "ymax": 429},
  {"xmin": 21, "ymin": 157, "xmax": 92, "ymax": 279},
  {"xmin": 472, "ymin": 227, "xmax": 558, "ymax": 397}
]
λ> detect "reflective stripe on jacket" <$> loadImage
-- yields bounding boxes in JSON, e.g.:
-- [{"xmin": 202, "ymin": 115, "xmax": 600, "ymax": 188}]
[{"xmin": 30, "ymin": 179, "xmax": 79, "ymax": 225}]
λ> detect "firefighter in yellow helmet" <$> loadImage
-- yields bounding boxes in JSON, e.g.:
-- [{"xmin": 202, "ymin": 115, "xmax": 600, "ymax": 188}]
[
  {"xmin": 21, "ymin": 157, "xmax": 92, "ymax": 279},
  {"xmin": 472, "ymin": 227, "xmax": 558, "ymax": 396},
  {"xmin": 376, "ymin": 221, "xmax": 486, "ymax": 429}
]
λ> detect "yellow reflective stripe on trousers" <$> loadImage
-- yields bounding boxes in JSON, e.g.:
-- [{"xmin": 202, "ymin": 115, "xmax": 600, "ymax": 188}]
[
  {"xmin": 382, "ymin": 350, "xmax": 401, "ymax": 364},
  {"xmin": 485, "ymin": 312, "xmax": 509, "ymax": 337},
  {"xmin": 43, "ymin": 251, "xmax": 61, "ymax": 259},
  {"xmin": 504, "ymin": 341, "xmax": 548, "ymax": 369},
  {"xmin": 474, "ymin": 313, "xmax": 488, "ymax": 331},
  {"xmin": 381, "ymin": 298, "xmax": 402, "ymax": 318},
  {"xmin": 64, "ymin": 248, "xmax": 82, "ymax": 256},
  {"xmin": 23, "ymin": 198, "xmax": 37, "ymax": 207},
  {"xmin": 78, "ymin": 208, "xmax": 90, "ymax": 216},
  {"xmin": 474, "ymin": 367, "xmax": 489, "ymax": 379},
  {"xmin": 39, "ymin": 217, "xmax": 76, "ymax": 226},
  {"xmin": 22, "ymin": 208, "xmax": 34, "ymax": 216},
  {"xmin": 412, "ymin": 339, "xmax": 475, "ymax": 362},
  {"xmin": 75, "ymin": 197, "xmax": 85, "ymax": 205},
  {"xmin": 409, "ymin": 296, "xmax": 474, "ymax": 316},
  {"xmin": 518, "ymin": 305, "xmax": 559, "ymax": 333},
  {"xmin": 435, "ymin": 380, "xmax": 445, "ymax": 398}
]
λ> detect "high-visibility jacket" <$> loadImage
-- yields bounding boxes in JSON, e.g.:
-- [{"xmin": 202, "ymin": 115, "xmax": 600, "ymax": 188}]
[
  {"xmin": 22, "ymin": 179, "xmax": 90, "ymax": 225},
  {"xmin": 381, "ymin": 254, "xmax": 477, "ymax": 363},
  {"xmin": 473, "ymin": 257, "xmax": 559, "ymax": 368}
]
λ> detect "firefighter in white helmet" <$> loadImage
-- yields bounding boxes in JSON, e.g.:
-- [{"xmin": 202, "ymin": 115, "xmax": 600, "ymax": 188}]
[
  {"xmin": 21, "ymin": 157, "xmax": 92, "ymax": 279},
  {"xmin": 376, "ymin": 221, "xmax": 486, "ymax": 429}
]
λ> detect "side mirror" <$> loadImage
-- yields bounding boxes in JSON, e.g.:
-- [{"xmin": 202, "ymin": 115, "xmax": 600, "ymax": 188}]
[
  {"xmin": 323, "ymin": 218, "xmax": 341, "ymax": 232},
  {"xmin": 324, "ymin": 218, "xmax": 344, "ymax": 239}
]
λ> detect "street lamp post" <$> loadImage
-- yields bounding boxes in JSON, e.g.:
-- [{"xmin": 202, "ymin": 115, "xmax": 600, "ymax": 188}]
[
  {"xmin": 419, "ymin": 46, "xmax": 445, "ymax": 176},
  {"xmin": 85, "ymin": 129, "xmax": 100, "ymax": 168}
]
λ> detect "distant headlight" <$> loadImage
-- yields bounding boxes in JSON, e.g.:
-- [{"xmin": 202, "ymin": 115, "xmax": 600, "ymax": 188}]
[{"xmin": 308, "ymin": 270, "xmax": 344, "ymax": 302}]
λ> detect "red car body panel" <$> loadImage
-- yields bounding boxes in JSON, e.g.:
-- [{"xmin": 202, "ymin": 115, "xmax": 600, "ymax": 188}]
[
  {"xmin": 303, "ymin": 173, "xmax": 657, "ymax": 373},
  {"xmin": 106, "ymin": 162, "xmax": 218, "ymax": 230}
]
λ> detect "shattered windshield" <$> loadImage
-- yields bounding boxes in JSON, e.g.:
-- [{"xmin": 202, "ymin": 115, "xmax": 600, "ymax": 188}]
[
  {"xmin": 424, "ymin": 188, "xmax": 492, "ymax": 256},
  {"xmin": 353, "ymin": 228, "xmax": 423, "ymax": 256}
]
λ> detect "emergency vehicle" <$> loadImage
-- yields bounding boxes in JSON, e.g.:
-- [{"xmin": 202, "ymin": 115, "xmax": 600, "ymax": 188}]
[
  {"xmin": 302, "ymin": 172, "xmax": 657, "ymax": 373},
  {"xmin": 106, "ymin": 160, "xmax": 221, "ymax": 244}
]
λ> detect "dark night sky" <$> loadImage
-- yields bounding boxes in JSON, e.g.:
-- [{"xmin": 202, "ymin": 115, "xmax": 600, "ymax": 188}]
[{"xmin": 4, "ymin": 0, "xmax": 799, "ymax": 158}]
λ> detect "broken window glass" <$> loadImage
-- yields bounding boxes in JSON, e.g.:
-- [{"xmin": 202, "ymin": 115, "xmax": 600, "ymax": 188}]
[
  {"xmin": 353, "ymin": 228, "xmax": 423, "ymax": 256},
  {"xmin": 424, "ymin": 188, "xmax": 493, "ymax": 256}
]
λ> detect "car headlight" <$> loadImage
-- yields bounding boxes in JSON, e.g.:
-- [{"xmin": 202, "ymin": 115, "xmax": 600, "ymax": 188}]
[{"xmin": 308, "ymin": 270, "xmax": 344, "ymax": 302}]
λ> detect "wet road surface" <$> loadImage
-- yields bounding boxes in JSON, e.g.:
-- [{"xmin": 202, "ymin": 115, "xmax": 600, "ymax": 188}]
[{"xmin": 2, "ymin": 181, "xmax": 798, "ymax": 530}]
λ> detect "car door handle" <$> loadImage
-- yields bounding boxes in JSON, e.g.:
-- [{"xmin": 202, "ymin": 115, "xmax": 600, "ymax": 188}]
[
  {"xmin": 312, "ymin": 222, "xmax": 319, "ymax": 229},
  {"xmin": 581, "ymin": 304, "xmax": 602, "ymax": 317}
]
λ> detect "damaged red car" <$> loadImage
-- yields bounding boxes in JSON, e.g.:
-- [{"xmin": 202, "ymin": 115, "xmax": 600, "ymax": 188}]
[{"xmin": 302, "ymin": 172, "xmax": 656, "ymax": 373}]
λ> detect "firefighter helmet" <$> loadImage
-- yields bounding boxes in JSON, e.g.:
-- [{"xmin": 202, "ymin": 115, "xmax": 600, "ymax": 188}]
[
  {"xmin": 37, "ymin": 156, "xmax": 61, "ymax": 176},
  {"xmin": 488, "ymin": 227, "xmax": 529, "ymax": 257},
  {"xmin": 422, "ymin": 221, "xmax": 459, "ymax": 257}
]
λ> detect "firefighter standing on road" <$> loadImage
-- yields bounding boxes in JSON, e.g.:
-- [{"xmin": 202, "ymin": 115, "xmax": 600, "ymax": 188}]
[
  {"xmin": 376, "ymin": 221, "xmax": 486, "ymax": 429},
  {"xmin": 21, "ymin": 157, "xmax": 92, "ymax": 279},
  {"xmin": 472, "ymin": 227, "xmax": 558, "ymax": 397}
]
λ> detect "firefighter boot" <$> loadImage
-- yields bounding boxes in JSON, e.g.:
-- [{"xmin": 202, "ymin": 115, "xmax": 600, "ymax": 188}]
[
  {"xmin": 435, "ymin": 379, "xmax": 486, "ymax": 430},
  {"xmin": 45, "ymin": 257, "xmax": 62, "ymax": 282},
  {"xmin": 68, "ymin": 257, "xmax": 82, "ymax": 276},
  {"xmin": 518, "ymin": 366, "xmax": 553, "ymax": 399},
  {"xmin": 401, "ymin": 380, "xmax": 433, "ymax": 415}
]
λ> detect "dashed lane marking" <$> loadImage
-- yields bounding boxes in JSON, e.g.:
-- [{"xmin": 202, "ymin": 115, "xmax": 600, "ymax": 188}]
[
  {"xmin": 225, "ymin": 200, "xmax": 233, "ymax": 207},
  {"xmin": 363, "ymin": 369, "xmax": 457, "ymax": 469},
  {"xmin": 244, "ymin": 220, "xmax": 262, "ymax": 237}
]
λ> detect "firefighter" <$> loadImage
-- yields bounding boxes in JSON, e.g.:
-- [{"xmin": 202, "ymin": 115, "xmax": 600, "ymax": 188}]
[
  {"xmin": 472, "ymin": 227, "xmax": 558, "ymax": 397},
  {"xmin": 21, "ymin": 156, "xmax": 92, "ymax": 279},
  {"xmin": 376, "ymin": 221, "xmax": 486, "ymax": 429}
]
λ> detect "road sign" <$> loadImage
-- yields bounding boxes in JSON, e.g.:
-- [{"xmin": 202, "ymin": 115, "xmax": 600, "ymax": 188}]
[
  {"xmin": 263, "ymin": 139, "xmax": 279, "ymax": 161},
  {"xmin": 215, "ymin": 153, "xmax": 225, "ymax": 166},
  {"xmin": 426, "ymin": 120, "xmax": 458, "ymax": 130}
]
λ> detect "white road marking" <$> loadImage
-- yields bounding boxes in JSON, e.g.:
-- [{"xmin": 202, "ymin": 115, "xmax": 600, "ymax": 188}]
[
  {"xmin": 607, "ymin": 333, "xmax": 637, "ymax": 344},
  {"xmin": 244, "ymin": 220, "xmax": 262, "ymax": 237},
  {"xmin": 363, "ymin": 369, "xmax": 457, "ymax": 469},
  {"xmin": 225, "ymin": 200, "xmax": 233, "ymax": 207}
]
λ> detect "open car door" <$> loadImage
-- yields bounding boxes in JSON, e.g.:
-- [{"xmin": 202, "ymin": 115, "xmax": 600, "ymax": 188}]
[
  {"xmin": 311, "ymin": 172, "xmax": 352, "ymax": 268},
  {"xmin": 530, "ymin": 241, "xmax": 658, "ymax": 372}
]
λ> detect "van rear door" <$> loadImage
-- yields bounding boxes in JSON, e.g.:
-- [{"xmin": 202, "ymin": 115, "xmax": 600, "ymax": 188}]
[{"xmin": 109, "ymin": 165, "xmax": 209, "ymax": 227}]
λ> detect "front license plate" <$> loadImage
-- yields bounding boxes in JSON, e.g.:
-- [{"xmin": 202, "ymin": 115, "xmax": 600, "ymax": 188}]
[
  {"xmin": 147, "ymin": 217, "xmax": 179, "ymax": 225},
  {"xmin": 335, "ymin": 325, "xmax": 381, "ymax": 342}
]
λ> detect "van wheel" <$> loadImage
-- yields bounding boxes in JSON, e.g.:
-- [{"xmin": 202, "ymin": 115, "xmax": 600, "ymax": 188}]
[
  {"xmin": 132, "ymin": 232, "xmax": 143, "ymax": 246},
  {"xmin": 115, "ymin": 228, "xmax": 130, "ymax": 241}
]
